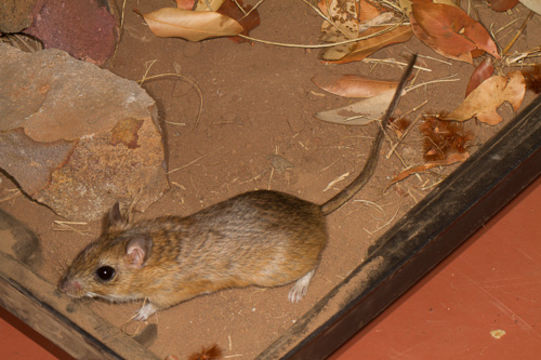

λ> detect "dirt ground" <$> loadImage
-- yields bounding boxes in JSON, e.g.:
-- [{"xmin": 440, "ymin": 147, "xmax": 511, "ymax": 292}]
[{"xmin": 1, "ymin": 1, "xmax": 540, "ymax": 358}]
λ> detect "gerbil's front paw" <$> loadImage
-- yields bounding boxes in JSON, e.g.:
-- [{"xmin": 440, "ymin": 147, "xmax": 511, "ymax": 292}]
[
  {"xmin": 288, "ymin": 270, "xmax": 315, "ymax": 303},
  {"xmin": 134, "ymin": 302, "xmax": 157, "ymax": 321}
]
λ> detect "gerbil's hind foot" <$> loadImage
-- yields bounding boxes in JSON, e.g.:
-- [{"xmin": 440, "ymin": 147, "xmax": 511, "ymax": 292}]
[
  {"xmin": 288, "ymin": 270, "xmax": 315, "ymax": 303},
  {"xmin": 133, "ymin": 302, "xmax": 157, "ymax": 321}
]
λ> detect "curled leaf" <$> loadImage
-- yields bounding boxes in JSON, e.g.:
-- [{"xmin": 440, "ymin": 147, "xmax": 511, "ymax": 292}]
[
  {"xmin": 391, "ymin": 152, "xmax": 469, "ymax": 184},
  {"xmin": 465, "ymin": 58, "xmax": 494, "ymax": 97},
  {"xmin": 445, "ymin": 71, "xmax": 526, "ymax": 125},
  {"xmin": 318, "ymin": 0, "xmax": 411, "ymax": 64},
  {"xmin": 410, "ymin": 0, "xmax": 500, "ymax": 63},
  {"xmin": 315, "ymin": 88, "xmax": 395, "ymax": 125},
  {"xmin": 321, "ymin": 25, "xmax": 413, "ymax": 64},
  {"xmin": 141, "ymin": 7, "xmax": 243, "ymax": 41},
  {"xmin": 312, "ymin": 74, "xmax": 397, "ymax": 98}
]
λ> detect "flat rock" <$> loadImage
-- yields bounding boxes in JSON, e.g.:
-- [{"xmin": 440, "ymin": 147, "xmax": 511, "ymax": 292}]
[
  {"xmin": 0, "ymin": 0, "xmax": 38, "ymax": 33},
  {"xmin": 0, "ymin": 43, "xmax": 169, "ymax": 221},
  {"xmin": 24, "ymin": 0, "xmax": 116, "ymax": 65}
]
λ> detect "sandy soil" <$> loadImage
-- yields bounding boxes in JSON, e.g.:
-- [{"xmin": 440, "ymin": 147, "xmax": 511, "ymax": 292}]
[{"xmin": 1, "ymin": 1, "xmax": 539, "ymax": 358}]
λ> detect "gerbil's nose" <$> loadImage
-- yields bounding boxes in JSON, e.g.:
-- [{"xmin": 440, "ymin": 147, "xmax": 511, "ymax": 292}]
[{"xmin": 59, "ymin": 277, "xmax": 81, "ymax": 295}]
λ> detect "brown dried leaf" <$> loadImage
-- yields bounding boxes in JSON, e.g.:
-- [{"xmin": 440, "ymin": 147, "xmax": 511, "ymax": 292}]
[
  {"xmin": 176, "ymin": 0, "xmax": 196, "ymax": 10},
  {"xmin": 312, "ymin": 74, "xmax": 398, "ymax": 98},
  {"xmin": 195, "ymin": 0, "xmax": 225, "ymax": 11},
  {"xmin": 465, "ymin": 57, "xmax": 494, "ymax": 97},
  {"xmin": 391, "ymin": 152, "xmax": 469, "ymax": 184},
  {"xmin": 488, "ymin": 0, "xmax": 519, "ymax": 11},
  {"xmin": 315, "ymin": 88, "xmax": 395, "ymax": 125},
  {"xmin": 141, "ymin": 7, "xmax": 243, "ymax": 41},
  {"xmin": 321, "ymin": 25, "xmax": 413, "ymax": 64},
  {"xmin": 217, "ymin": 0, "xmax": 261, "ymax": 42},
  {"xmin": 318, "ymin": 0, "xmax": 410, "ymax": 63},
  {"xmin": 410, "ymin": 0, "xmax": 500, "ymax": 63},
  {"xmin": 445, "ymin": 71, "xmax": 526, "ymax": 125}
]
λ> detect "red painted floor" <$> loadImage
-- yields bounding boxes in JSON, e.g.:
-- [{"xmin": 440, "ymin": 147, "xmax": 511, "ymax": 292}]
[{"xmin": 1, "ymin": 176, "xmax": 540, "ymax": 359}]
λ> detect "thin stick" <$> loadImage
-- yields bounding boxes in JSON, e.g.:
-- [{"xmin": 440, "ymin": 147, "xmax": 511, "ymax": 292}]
[
  {"xmin": 502, "ymin": 11, "xmax": 534, "ymax": 56},
  {"xmin": 416, "ymin": 53, "xmax": 453, "ymax": 66},
  {"xmin": 362, "ymin": 57, "xmax": 432, "ymax": 72},
  {"xmin": 167, "ymin": 154, "xmax": 207, "ymax": 174},
  {"xmin": 139, "ymin": 72, "xmax": 203, "ymax": 127},
  {"xmin": 404, "ymin": 75, "xmax": 460, "ymax": 93},
  {"xmin": 243, "ymin": 0, "xmax": 266, "ymax": 19},
  {"xmin": 237, "ymin": 23, "xmax": 400, "ymax": 49},
  {"xmin": 232, "ymin": 0, "xmax": 247, "ymax": 14}
]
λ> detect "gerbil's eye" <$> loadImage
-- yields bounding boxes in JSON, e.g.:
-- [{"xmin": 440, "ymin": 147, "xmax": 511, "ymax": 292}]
[{"xmin": 96, "ymin": 266, "xmax": 116, "ymax": 282}]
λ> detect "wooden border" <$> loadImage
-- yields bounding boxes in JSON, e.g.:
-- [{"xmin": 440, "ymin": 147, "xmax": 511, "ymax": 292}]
[
  {"xmin": 260, "ymin": 95, "xmax": 541, "ymax": 359},
  {"xmin": 1, "ymin": 95, "xmax": 540, "ymax": 359}
]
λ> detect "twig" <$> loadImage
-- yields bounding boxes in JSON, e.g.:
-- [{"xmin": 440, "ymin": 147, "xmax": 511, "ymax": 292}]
[
  {"xmin": 243, "ymin": 0, "xmax": 266, "ymax": 19},
  {"xmin": 405, "ymin": 74, "xmax": 460, "ymax": 93},
  {"xmin": 237, "ymin": 23, "xmax": 401, "ymax": 48},
  {"xmin": 168, "ymin": 154, "xmax": 207, "ymax": 174},
  {"xmin": 416, "ymin": 53, "xmax": 453, "ymax": 66},
  {"xmin": 139, "ymin": 69, "xmax": 203, "ymax": 127},
  {"xmin": 502, "ymin": 11, "xmax": 534, "ymax": 56},
  {"xmin": 323, "ymin": 172, "xmax": 350, "ymax": 192},
  {"xmin": 362, "ymin": 57, "xmax": 432, "ymax": 72},
  {"xmin": 232, "ymin": 0, "xmax": 247, "ymax": 14}
]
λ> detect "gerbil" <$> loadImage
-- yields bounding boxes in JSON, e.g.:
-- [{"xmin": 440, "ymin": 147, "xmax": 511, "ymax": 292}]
[{"xmin": 59, "ymin": 55, "xmax": 417, "ymax": 321}]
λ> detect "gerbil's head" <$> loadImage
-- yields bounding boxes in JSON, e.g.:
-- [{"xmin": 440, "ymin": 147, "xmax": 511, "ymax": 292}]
[{"xmin": 58, "ymin": 203, "xmax": 153, "ymax": 303}]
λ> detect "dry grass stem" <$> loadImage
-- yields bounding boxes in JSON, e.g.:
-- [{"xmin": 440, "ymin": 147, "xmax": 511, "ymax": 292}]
[
  {"xmin": 165, "ymin": 121, "xmax": 187, "ymax": 126},
  {"xmin": 323, "ymin": 172, "xmax": 350, "ymax": 192},
  {"xmin": 416, "ymin": 53, "xmax": 453, "ymax": 66},
  {"xmin": 0, "ymin": 188, "xmax": 22, "ymax": 202},
  {"xmin": 139, "ymin": 66, "xmax": 204, "ymax": 127},
  {"xmin": 362, "ymin": 57, "xmax": 432, "ymax": 72},
  {"xmin": 364, "ymin": 203, "xmax": 400, "ymax": 236},
  {"xmin": 224, "ymin": 355, "xmax": 244, "ymax": 359},
  {"xmin": 168, "ymin": 154, "xmax": 207, "ymax": 174},
  {"xmin": 495, "ymin": 17, "xmax": 521, "ymax": 35},
  {"xmin": 230, "ymin": 0, "xmax": 246, "ymax": 14},
  {"xmin": 52, "ymin": 220, "xmax": 89, "ymax": 235},
  {"xmin": 502, "ymin": 11, "xmax": 534, "ymax": 56},
  {"xmin": 405, "ymin": 74, "xmax": 460, "ymax": 93},
  {"xmin": 353, "ymin": 199, "xmax": 385, "ymax": 216},
  {"xmin": 238, "ymin": 23, "xmax": 401, "ymax": 49},
  {"xmin": 386, "ymin": 112, "xmax": 424, "ymax": 159},
  {"xmin": 243, "ymin": 0, "xmax": 266, "ymax": 19}
]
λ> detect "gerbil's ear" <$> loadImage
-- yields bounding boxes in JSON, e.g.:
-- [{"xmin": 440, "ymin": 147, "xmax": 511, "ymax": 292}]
[
  {"xmin": 126, "ymin": 236, "xmax": 153, "ymax": 268},
  {"xmin": 105, "ymin": 202, "xmax": 129, "ymax": 232}
]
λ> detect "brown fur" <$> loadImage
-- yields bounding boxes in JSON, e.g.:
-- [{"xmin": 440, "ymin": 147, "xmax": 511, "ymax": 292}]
[{"xmin": 59, "ymin": 55, "xmax": 417, "ymax": 318}]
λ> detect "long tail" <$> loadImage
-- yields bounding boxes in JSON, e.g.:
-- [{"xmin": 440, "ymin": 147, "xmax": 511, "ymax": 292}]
[{"xmin": 320, "ymin": 54, "xmax": 417, "ymax": 215}]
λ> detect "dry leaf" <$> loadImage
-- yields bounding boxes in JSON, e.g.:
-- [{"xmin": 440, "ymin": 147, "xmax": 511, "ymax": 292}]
[
  {"xmin": 176, "ymin": 0, "xmax": 196, "ymax": 10},
  {"xmin": 141, "ymin": 7, "xmax": 243, "ymax": 41},
  {"xmin": 488, "ymin": 0, "xmax": 519, "ymax": 11},
  {"xmin": 195, "ymin": 0, "xmax": 225, "ymax": 11},
  {"xmin": 318, "ymin": 0, "xmax": 411, "ymax": 63},
  {"xmin": 312, "ymin": 74, "xmax": 398, "ymax": 98},
  {"xmin": 465, "ymin": 58, "xmax": 494, "ymax": 96},
  {"xmin": 410, "ymin": 0, "xmax": 500, "ymax": 63},
  {"xmin": 522, "ymin": 64, "xmax": 541, "ymax": 93},
  {"xmin": 445, "ymin": 71, "xmax": 525, "ymax": 124},
  {"xmin": 217, "ymin": 0, "xmax": 260, "ymax": 42},
  {"xmin": 321, "ymin": 25, "xmax": 413, "ymax": 64},
  {"xmin": 520, "ymin": 0, "xmax": 541, "ymax": 14},
  {"xmin": 391, "ymin": 152, "xmax": 469, "ymax": 184},
  {"xmin": 315, "ymin": 88, "xmax": 395, "ymax": 125}
]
